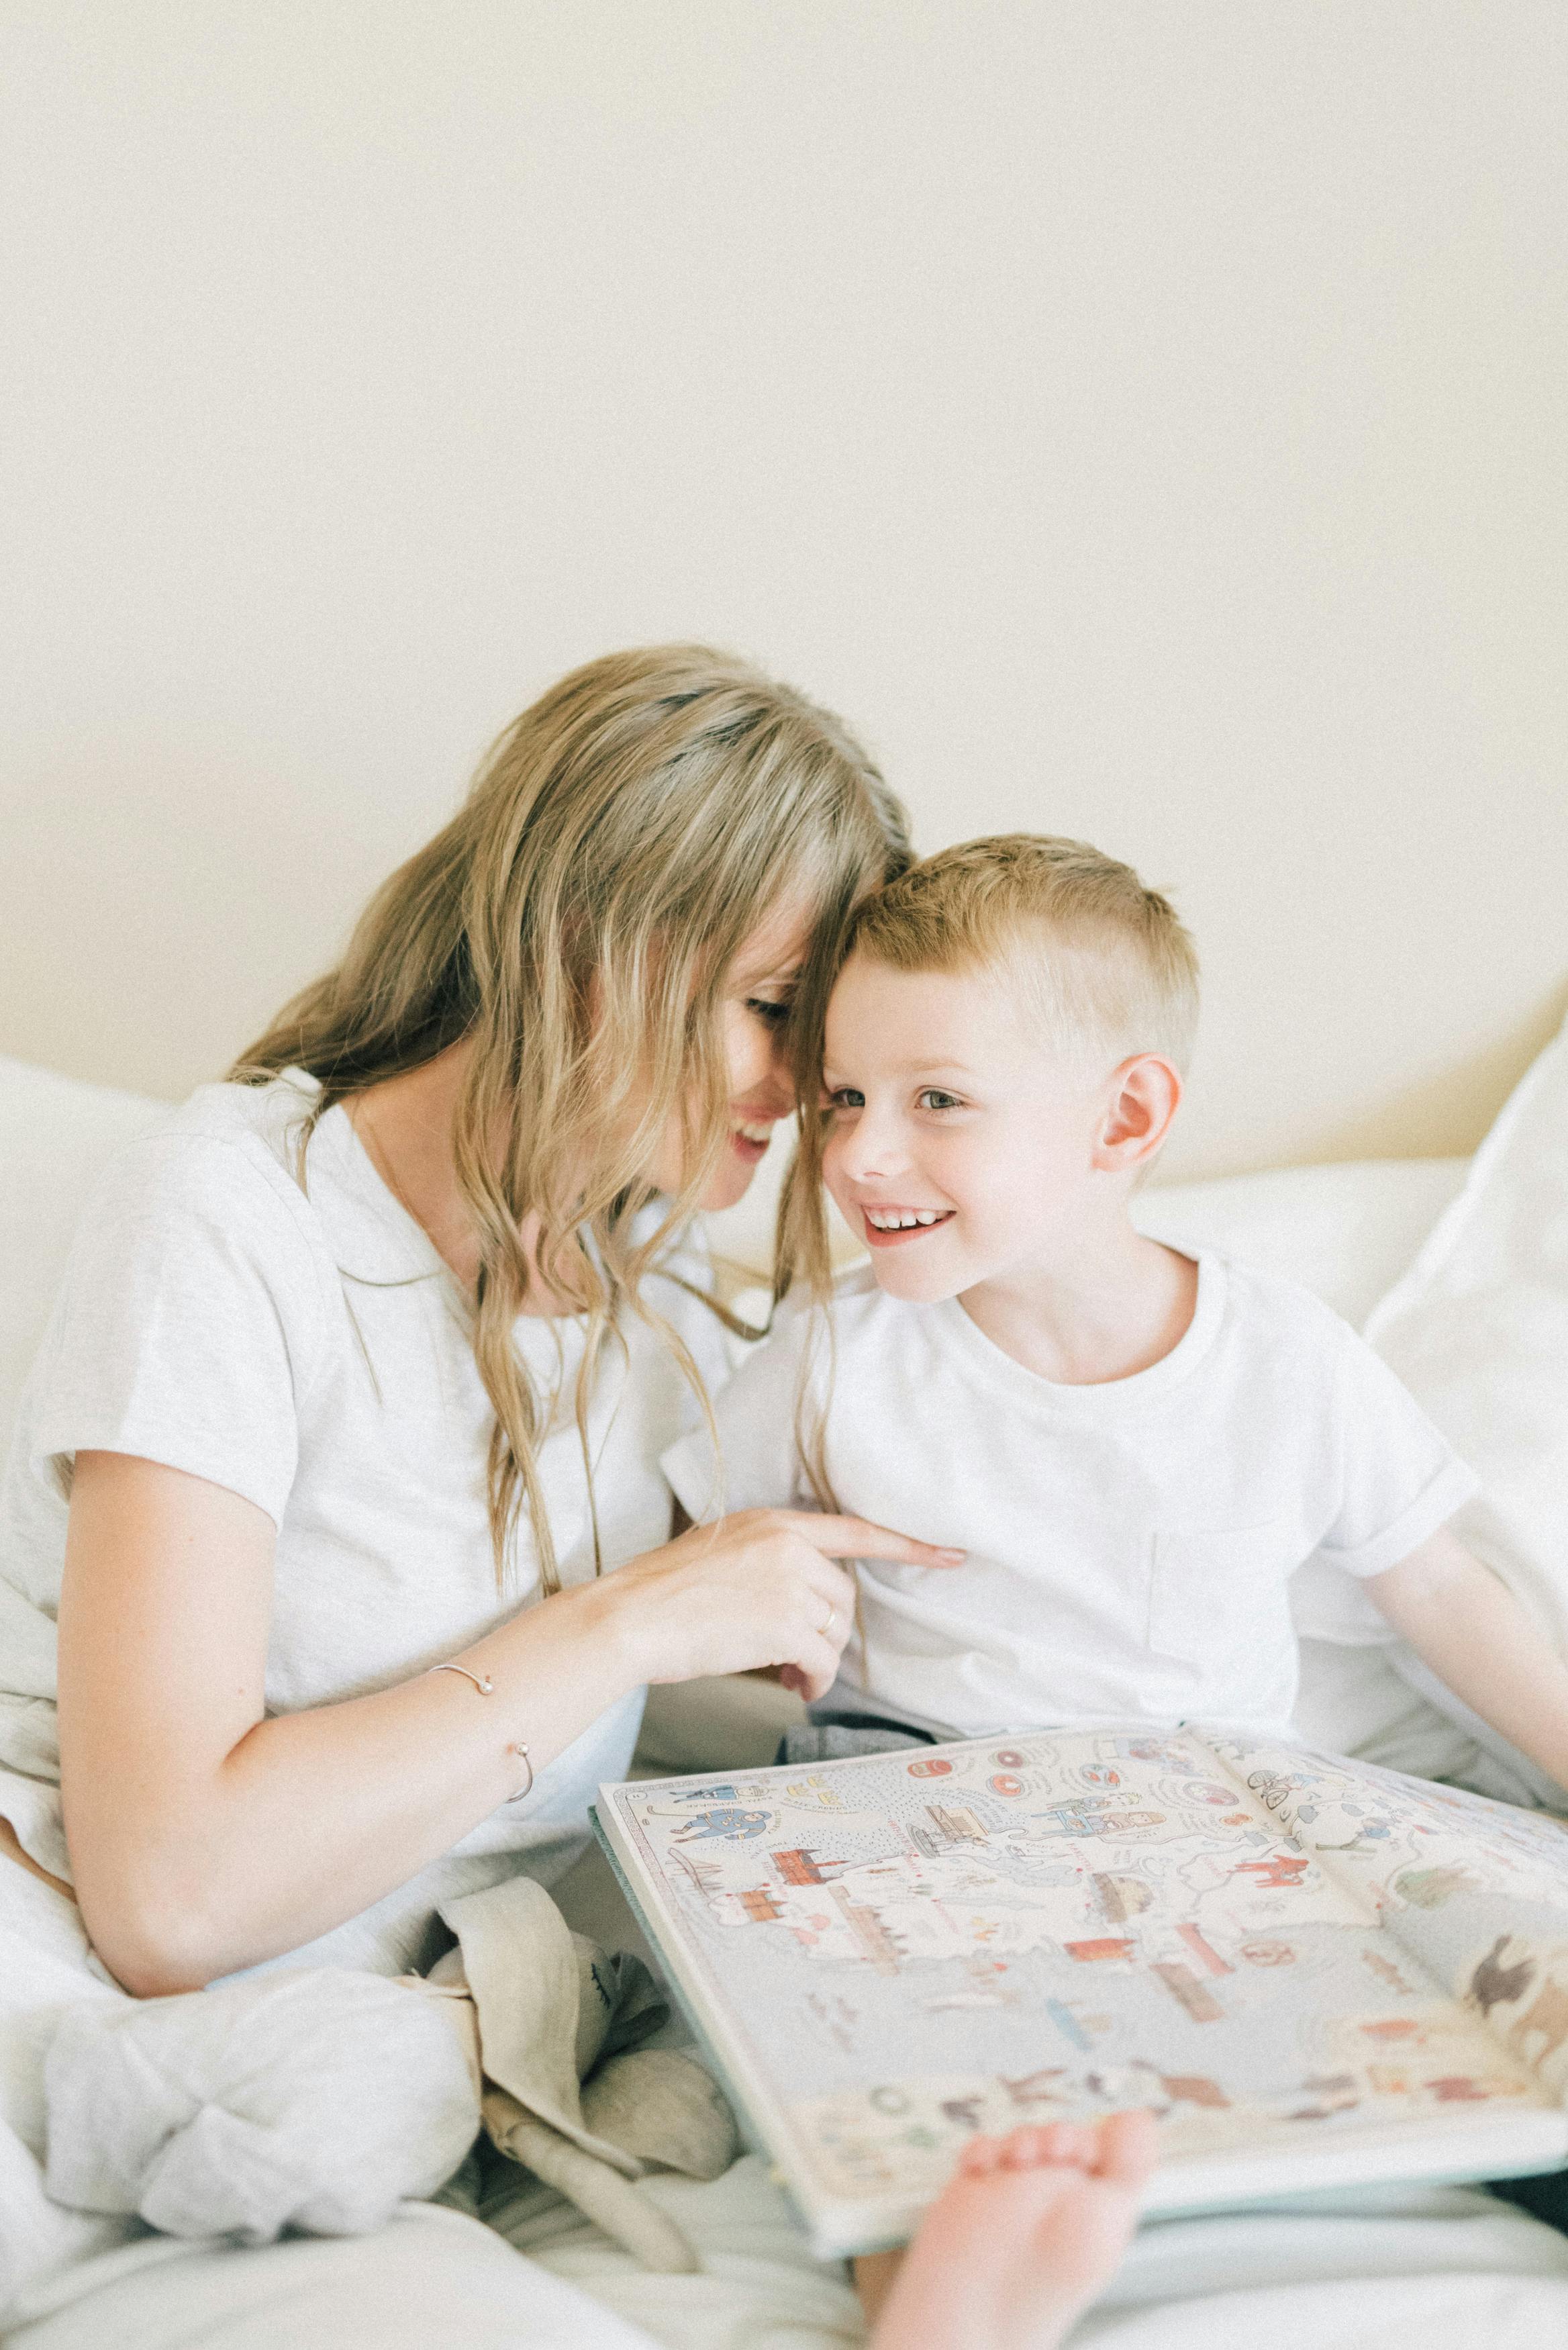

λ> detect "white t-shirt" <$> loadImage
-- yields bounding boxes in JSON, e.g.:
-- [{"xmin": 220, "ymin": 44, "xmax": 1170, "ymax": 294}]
[
  {"xmin": 0, "ymin": 1074, "xmax": 730, "ymax": 1966},
  {"xmin": 663, "ymin": 1256, "xmax": 1477, "ymax": 1742}
]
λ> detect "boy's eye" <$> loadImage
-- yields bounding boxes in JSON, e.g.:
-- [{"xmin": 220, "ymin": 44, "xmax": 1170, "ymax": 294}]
[
  {"xmin": 918, "ymin": 1090, "xmax": 963, "ymax": 1111},
  {"xmin": 826, "ymin": 1086, "xmax": 865, "ymax": 1110},
  {"xmin": 747, "ymin": 997, "xmax": 793, "ymax": 1029}
]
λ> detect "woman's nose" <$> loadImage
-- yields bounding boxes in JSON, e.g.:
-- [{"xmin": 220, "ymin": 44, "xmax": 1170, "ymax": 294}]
[{"xmin": 755, "ymin": 1043, "xmax": 795, "ymax": 1116}]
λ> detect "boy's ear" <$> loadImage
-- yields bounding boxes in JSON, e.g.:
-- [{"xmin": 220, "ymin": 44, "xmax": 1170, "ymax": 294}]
[{"xmin": 1091, "ymin": 1054, "xmax": 1183, "ymax": 1172}]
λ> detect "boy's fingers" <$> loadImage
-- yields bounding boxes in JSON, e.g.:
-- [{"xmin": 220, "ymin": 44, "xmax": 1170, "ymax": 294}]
[{"xmin": 793, "ymin": 1515, "xmax": 965, "ymax": 1566}]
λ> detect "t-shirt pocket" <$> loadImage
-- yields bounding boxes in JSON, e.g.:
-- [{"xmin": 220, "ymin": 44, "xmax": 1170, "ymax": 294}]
[{"xmin": 1148, "ymin": 1521, "xmax": 1292, "ymax": 1668}]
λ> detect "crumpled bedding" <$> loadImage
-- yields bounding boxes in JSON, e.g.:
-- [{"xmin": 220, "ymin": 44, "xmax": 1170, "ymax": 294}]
[
  {"xmin": 43, "ymin": 1970, "xmax": 477, "ymax": 2243},
  {"xmin": 32, "ymin": 1872, "xmax": 734, "ymax": 2279}
]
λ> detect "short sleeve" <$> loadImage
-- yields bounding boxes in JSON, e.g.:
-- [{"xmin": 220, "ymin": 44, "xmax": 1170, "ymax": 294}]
[
  {"xmin": 1309, "ymin": 1329, "xmax": 1481, "ymax": 1581},
  {"xmin": 660, "ymin": 1297, "xmax": 821, "ymax": 1523},
  {"xmin": 638, "ymin": 1220, "xmax": 746, "ymax": 1439},
  {"xmin": 28, "ymin": 1133, "xmax": 329, "ymax": 1528}
]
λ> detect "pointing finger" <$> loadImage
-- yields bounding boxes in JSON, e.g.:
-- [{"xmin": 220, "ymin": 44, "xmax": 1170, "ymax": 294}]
[{"xmin": 793, "ymin": 1515, "xmax": 965, "ymax": 1566}]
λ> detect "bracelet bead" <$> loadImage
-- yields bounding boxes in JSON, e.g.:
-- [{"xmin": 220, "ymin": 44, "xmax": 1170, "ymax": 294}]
[{"xmin": 428, "ymin": 1662, "xmax": 493, "ymax": 1696}]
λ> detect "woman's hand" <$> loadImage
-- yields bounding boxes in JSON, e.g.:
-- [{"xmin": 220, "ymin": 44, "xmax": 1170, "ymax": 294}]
[
  {"xmin": 57, "ymin": 1456, "xmax": 958, "ymax": 1993},
  {"xmin": 600, "ymin": 1509, "xmax": 965, "ymax": 1702}
]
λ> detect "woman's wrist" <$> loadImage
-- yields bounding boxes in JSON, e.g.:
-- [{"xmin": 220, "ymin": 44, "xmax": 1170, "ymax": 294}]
[
  {"xmin": 482, "ymin": 1570, "xmax": 648, "ymax": 1717},
  {"xmin": 565, "ymin": 1567, "xmax": 658, "ymax": 1697}
]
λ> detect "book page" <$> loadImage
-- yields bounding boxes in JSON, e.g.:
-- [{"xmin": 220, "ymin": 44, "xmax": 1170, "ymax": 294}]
[
  {"xmin": 1204, "ymin": 1732, "xmax": 1568, "ymax": 2102},
  {"xmin": 603, "ymin": 1725, "xmax": 1553, "ymax": 2226}
]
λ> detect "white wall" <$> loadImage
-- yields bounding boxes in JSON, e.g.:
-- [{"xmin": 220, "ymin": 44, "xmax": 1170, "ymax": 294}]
[{"xmin": 2, "ymin": 1, "xmax": 1563, "ymax": 1178}]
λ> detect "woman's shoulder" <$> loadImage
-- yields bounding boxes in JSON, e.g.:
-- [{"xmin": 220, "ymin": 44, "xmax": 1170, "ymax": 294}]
[
  {"xmin": 72, "ymin": 1073, "xmax": 336, "ymax": 1290},
  {"xmin": 15, "ymin": 1077, "xmax": 342, "ymax": 1512},
  {"xmin": 136, "ymin": 1070, "xmax": 322, "ymax": 1174}
]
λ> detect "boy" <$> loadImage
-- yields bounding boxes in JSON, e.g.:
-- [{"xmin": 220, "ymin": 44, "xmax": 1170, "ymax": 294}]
[{"xmin": 665, "ymin": 835, "xmax": 1568, "ymax": 1783}]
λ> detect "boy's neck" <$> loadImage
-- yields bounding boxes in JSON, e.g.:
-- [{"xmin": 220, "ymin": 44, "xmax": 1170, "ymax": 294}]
[{"xmin": 957, "ymin": 1217, "xmax": 1199, "ymax": 1386}]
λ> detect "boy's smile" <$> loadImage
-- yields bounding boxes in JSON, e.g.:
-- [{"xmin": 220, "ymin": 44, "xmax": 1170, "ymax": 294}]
[{"xmin": 863, "ymin": 1206, "xmax": 957, "ymax": 1243}]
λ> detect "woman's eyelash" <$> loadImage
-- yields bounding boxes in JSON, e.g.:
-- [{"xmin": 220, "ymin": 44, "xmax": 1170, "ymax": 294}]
[{"xmin": 748, "ymin": 998, "xmax": 793, "ymax": 1027}]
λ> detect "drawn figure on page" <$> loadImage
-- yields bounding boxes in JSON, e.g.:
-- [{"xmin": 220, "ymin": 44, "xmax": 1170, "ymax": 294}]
[
  {"xmin": 670, "ymin": 1806, "xmax": 774, "ymax": 1843},
  {"xmin": 1467, "ymin": 1934, "xmax": 1536, "ymax": 2019}
]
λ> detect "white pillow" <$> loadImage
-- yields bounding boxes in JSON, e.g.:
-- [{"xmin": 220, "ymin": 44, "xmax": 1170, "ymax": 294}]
[
  {"xmin": 1132, "ymin": 1157, "xmax": 1469, "ymax": 1328},
  {"xmin": 1364, "ymin": 1011, "xmax": 1568, "ymax": 1780},
  {"xmin": 0, "ymin": 1057, "xmax": 169, "ymax": 1470}
]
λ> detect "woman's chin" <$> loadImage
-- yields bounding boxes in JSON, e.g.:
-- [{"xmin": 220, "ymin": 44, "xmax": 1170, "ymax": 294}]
[{"xmin": 696, "ymin": 1160, "xmax": 758, "ymax": 1214}]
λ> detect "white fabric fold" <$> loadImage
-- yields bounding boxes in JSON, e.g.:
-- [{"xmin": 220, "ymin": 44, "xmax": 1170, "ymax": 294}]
[
  {"xmin": 39, "ymin": 1873, "xmax": 736, "ymax": 2273},
  {"xmin": 43, "ymin": 1969, "xmax": 480, "ymax": 2245}
]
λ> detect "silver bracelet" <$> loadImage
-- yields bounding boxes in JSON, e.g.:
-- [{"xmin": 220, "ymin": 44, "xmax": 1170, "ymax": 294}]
[
  {"xmin": 427, "ymin": 1664, "xmax": 532, "ymax": 1798},
  {"xmin": 427, "ymin": 1662, "xmax": 494, "ymax": 1696}
]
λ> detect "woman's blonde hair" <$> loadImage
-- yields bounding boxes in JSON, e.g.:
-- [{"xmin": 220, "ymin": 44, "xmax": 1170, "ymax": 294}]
[{"xmin": 235, "ymin": 645, "xmax": 910, "ymax": 1590}]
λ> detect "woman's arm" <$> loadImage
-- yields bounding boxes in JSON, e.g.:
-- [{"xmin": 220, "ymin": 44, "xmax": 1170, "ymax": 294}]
[
  {"xmin": 58, "ymin": 1452, "xmax": 954, "ymax": 1994},
  {"xmin": 1367, "ymin": 1525, "xmax": 1568, "ymax": 1790}
]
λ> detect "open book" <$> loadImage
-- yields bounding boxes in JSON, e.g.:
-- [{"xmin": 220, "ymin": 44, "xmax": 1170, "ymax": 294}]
[{"xmin": 594, "ymin": 1725, "xmax": 1568, "ymax": 2256}]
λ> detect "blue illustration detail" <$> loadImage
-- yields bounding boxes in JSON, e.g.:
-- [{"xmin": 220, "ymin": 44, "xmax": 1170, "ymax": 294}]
[{"xmin": 672, "ymin": 1807, "xmax": 773, "ymax": 1842}]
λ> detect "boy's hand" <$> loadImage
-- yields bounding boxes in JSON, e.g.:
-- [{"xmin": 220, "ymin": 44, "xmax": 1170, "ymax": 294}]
[{"xmin": 1367, "ymin": 1527, "xmax": 1568, "ymax": 1793}]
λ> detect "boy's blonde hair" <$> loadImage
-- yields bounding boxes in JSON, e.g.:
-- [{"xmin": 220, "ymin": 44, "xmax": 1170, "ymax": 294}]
[
  {"xmin": 236, "ymin": 644, "xmax": 909, "ymax": 1591},
  {"xmin": 847, "ymin": 833, "xmax": 1199, "ymax": 1074}
]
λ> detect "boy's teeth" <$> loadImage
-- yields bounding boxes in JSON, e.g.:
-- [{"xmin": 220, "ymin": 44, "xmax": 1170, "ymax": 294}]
[{"xmin": 868, "ymin": 1209, "xmax": 946, "ymax": 1229}]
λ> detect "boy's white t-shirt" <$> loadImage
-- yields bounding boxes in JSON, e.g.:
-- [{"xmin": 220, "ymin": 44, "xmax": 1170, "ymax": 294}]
[
  {"xmin": 0, "ymin": 1073, "xmax": 729, "ymax": 1959},
  {"xmin": 663, "ymin": 1256, "xmax": 1477, "ymax": 1741}
]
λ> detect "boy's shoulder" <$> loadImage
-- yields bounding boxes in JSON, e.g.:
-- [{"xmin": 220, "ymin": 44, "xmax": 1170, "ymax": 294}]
[
  {"xmin": 828, "ymin": 1258, "xmax": 883, "ymax": 1309},
  {"xmin": 824, "ymin": 1259, "xmax": 929, "ymax": 1337},
  {"xmin": 767, "ymin": 1261, "xmax": 934, "ymax": 1356},
  {"xmin": 1208, "ymin": 1250, "xmax": 1362, "ymax": 1356}
]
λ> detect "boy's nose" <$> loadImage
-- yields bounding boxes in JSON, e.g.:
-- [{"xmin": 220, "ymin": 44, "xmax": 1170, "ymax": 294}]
[{"xmin": 835, "ymin": 1114, "xmax": 907, "ymax": 1186}]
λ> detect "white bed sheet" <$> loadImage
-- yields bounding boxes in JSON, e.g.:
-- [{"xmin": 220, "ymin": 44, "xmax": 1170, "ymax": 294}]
[
  {"xmin": 513, "ymin": 2159, "xmax": 1568, "ymax": 2350},
  {"xmin": 13, "ymin": 2154, "xmax": 1567, "ymax": 2350}
]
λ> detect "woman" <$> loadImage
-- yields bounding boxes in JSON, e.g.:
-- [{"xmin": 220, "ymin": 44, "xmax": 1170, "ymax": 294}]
[{"xmin": 0, "ymin": 646, "xmax": 1150, "ymax": 2349}]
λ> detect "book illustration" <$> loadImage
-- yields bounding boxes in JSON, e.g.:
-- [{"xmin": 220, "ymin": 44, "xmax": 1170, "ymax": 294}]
[
  {"xmin": 605, "ymin": 1728, "xmax": 1568, "ymax": 2209},
  {"xmin": 1208, "ymin": 1734, "xmax": 1568, "ymax": 2094}
]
